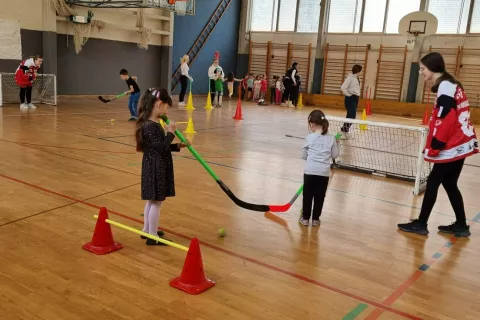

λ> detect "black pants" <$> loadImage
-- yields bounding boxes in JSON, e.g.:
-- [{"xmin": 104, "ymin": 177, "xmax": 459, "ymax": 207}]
[
  {"xmin": 20, "ymin": 86, "xmax": 32, "ymax": 104},
  {"xmin": 210, "ymin": 79, "xmax": 216, "ymax": 104},
  {"xmin": 418, "ymin": 159, "xmax": 467, "ymax": 226},
  {"xmin": 341, "ymin": 95, "xmax": 359, "ymax": 132},
  {"xmin": 291, "ymin": 87, "xmax": 299, "ymax": 106},
  {"xmin": 179, "ymin": 75, "xmax": 188, "ymax": 103},
  {"xmin": 270, "ymin": 87, "xmax": 276, "ymax": 104},
  {"xmin": 283, "ymin": 78, "xmax": 294, "ymax": 103},
  {"xmin": 302, "ymin": 174, "xmax": 329, "ymax": 221}
]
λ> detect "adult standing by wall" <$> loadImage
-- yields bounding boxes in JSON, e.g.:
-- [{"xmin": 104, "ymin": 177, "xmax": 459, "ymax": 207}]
[
  {"xmin": 178, "ymin": 54, "xmax": 193, "ymax": 107},
  {"xmin": 208, "ymin": 51, "xmax": 223, "ymax": 105},
  {"xmin": 15, "ymin": 54, "xmax": 43, "ymax": 109},
  {"xmin": 283, "ymin": 62, "xmax": 298, "ymax": 108},
  {"xmin": 340, "ymin": 64, "xmax": 362, "ymax": 139}
]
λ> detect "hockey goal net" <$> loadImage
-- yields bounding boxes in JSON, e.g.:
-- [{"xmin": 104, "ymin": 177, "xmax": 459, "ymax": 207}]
[
  {"xmin": 325, "ymin": 116, "xmax": 431, "ymax": 195},
  {"xmin": 0, "ymin": 73, "xmax": 57, "ymax": 107}
]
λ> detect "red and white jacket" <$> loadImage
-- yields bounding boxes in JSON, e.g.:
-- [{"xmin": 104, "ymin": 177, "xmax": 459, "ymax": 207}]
[
  {"xmin": 424, "ymin": 80, "xmax": 478, "ymax": 163},
  {"xmin": 15, "ymin": 58, "xmax": 40, "ymax": 88}
]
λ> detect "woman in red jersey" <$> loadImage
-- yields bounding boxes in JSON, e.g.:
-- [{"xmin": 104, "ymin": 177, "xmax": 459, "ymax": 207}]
[{"xmin": 398, "ymin": 52, "xmax": 478, "ymax": 237}]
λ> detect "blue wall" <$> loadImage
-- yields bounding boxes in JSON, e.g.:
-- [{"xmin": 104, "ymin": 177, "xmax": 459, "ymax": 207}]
[{"xmin": 172, "ymin": 0, "xmax": 241, "ymax": 94}]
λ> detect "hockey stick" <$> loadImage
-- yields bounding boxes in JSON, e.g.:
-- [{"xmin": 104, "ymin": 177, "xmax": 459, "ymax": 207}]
[
  {"xmin": 98, "ymin": 92, "xmax": 126, "ymax": 103},
  {"xmin": 161, "ymin": 115, "xmax": 303, "ymax": 212}
]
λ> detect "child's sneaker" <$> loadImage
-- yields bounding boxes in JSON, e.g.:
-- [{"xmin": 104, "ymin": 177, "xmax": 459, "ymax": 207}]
[
  {"xmin": 28, "ymin": 103, "xmax": 37, "ymax": 109},
  {"xmin": 298, "ymin": 217, "xmax": 309, "ymax": 226},
  {"xmin": 128, "ymin": 117, "xmax": 136, "ymax": 121},
  {"xmin": 312, "ymin": 220, "xmax": 320, "ymax": 227},
  {"xmin": 438, "ymin": 223, "xmax": 471, "ymax": 237},
  {"xmin": 178, "ymin": 102, "xmax": 186, "ymax": 107},
  {"xmin": 141, "ymin": 230, "xmax": 164, "ymax": 239},
  {"xmin": 20, "ymin": 103, "xmax": 28, "ymax": 109}
]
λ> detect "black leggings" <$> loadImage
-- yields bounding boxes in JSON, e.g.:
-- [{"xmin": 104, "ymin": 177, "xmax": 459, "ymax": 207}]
[
  {"xmin": 302, "ymin": 174, "xmax": 329, "ymax": 221},
  {"xmin": 20, "ymin": 86, "xmax": 32, "ymax": 104},
  {"xmin": 179, "ymin": 75, "xmax": 188, "ymax": 103},
  {"xmin": 418, "ymin": 158, "xmax": 466, "ymax": 226}
]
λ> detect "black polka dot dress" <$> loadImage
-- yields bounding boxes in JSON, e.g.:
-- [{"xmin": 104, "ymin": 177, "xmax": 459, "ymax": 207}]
[{"xmin": 141, "ymin": 120, "xmax": 180, "ymax": 201}]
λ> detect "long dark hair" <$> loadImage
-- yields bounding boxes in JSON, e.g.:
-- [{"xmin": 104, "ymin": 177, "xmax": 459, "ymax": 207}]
[
  {"xmin": 135, "ymin": 88, "xmax": 172, "ymax": 152},
  {"xmin": 308, "ymin": 110, "xmax": 329, "ymax": 135},
  {"xmin": 421, "ymin": 52, "xmax": 463, "ymax": 93},
  {"xmin": 228, "ymin": 72, "xmax": 234, "ymax": 82}
]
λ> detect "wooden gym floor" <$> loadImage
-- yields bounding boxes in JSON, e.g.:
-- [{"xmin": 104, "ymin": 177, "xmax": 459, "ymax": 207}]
[{"xmin": 0, "ymin": 96, "xmax": 479, "ymax": 320}]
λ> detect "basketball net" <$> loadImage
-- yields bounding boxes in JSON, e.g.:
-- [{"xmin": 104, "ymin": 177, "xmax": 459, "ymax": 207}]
[
  {"xmin": 406, "ymin": 31, "xmax": 420, "ymax": 45},
  {"xmin": 175, "ymin": 0, "xmax": 187, "ymax": 15}
]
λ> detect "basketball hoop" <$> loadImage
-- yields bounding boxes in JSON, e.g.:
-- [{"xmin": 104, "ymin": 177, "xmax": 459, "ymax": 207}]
[
  {"xmin": 406, "ymin": 31, "xmax": 420, "ymax": 45},
  {"xmin": 174, "ymin": 0, "xmax": 187, "ymax": 15}
]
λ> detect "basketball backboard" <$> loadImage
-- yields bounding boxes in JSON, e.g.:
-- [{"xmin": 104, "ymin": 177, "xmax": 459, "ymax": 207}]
[
  {"xmin": 65, "ymin": 0, "xmax": 195, "ymax": 15},
  {"xmin": 399, "ymin": 11, "xmax": 437, "ymax": 44}
]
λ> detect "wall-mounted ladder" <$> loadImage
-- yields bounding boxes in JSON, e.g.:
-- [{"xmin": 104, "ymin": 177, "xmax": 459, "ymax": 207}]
[{"xmin": 171, "ymin": 0, "xmax": 233, "ymax": 92}]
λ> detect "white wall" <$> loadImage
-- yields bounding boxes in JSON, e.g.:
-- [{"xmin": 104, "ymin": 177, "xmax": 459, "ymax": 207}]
[
  {"xmin": 0, "ymin": 0, "xmax": 45, "ymax": 31},
  {"xmin": 0, "ymin": 0, "xmax": 173, "ymax": 46},
  {"xmin": 56, "ymin": 7, "xmax": 173, "ymax": 46}
]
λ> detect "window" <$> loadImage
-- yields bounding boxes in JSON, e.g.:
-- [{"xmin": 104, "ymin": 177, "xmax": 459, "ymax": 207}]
[
  {"xmin": 427, "ymin": 0, "xmax": 471, "ymax": 34},
  {"xmin": 385, "ymin": 0, "xmax": 421, "ymax": 33},
  {"xmin": 471, "ymin": 0, "xmax": 480, "ymax": 33},
  {"xmin": 327, "ymin": 0, "xmax": 363, "ymax": 33},
  {"xmin": 250, "ymin": 0, "xmax": 278, "ymax": 32},
  {"xmin": 362, "ymin": 0, "xmax": 387, "ymax": 32},
  {"xmin": 278, "ymin": 0, "xmax": 297, "ymax": 31},
  {"xmin": 297, "ymin": 0, "xmax": 321, "ymax": 32}
]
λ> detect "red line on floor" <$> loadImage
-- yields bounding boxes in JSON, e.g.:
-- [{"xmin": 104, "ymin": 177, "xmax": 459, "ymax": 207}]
[
  {"xmin": 0, "ymin": 172, "xmax": 421, "ymax": 320},
  {"xmin": 364, "ymin": 238, "xmax": 458, "ymax": 319}
]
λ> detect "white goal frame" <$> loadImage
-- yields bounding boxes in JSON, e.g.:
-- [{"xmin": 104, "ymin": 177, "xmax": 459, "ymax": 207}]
[
  {"xmin": 0, "ymin": 73, "xmax": 57, "ymax": 107},
  {"xmin": 325, "ymin": 115, "xmax": 430, "ymax": 195}
]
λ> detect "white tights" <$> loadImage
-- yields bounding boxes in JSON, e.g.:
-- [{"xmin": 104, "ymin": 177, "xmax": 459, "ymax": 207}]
[{"xmin": 142, "ymin": 200, "xmax": 162, "ymax": 236}]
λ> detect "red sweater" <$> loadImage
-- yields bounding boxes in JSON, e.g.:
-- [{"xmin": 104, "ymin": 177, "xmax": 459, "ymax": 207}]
[
  {"xmin": 15, "ymin": 58, "xmax": 40, "ymax": 87},
  {"xmin": 424, "ymin": 80, "xmax": 478, "ymax": 163}
]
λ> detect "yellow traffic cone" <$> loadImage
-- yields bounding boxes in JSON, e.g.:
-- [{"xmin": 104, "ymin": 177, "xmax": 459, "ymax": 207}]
[
  {"xmin": 298, "ymin": 93, "xmax": 304, "ymax": 108},
  {"xmin": 204, "ymin": 92, "xmax": 213, "ymax": 110},
  {"xmin": 183, "ymin": 117, "xmax": 197, "ymax": 134},
  {"xmin": 359, "ymin": 109, "xmax": 368, "ymax": 131},
  {"xmin": 186, "ymin": 91, "xmax": 195, "ymax": 110},
  {"xmin": 159, "ymin": 118, "xmax": 165, "ymax": 128}
]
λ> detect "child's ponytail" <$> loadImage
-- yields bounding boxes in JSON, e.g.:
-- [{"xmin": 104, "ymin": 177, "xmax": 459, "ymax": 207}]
[
  {"xmin": 136, "ymin": 89, "xmax": 154, "ymax": 152},
  {"xmin": 135, "ymin": 88, "xmax": 172, "ymax": 152},
  {"xmin": 308, "ymin": 110, "xmax": 329, "ymax": 135}
]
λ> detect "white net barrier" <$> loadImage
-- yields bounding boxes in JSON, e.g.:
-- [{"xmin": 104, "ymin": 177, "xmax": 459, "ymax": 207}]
[
  {"xmin": 325, "ymin": 116, "xmax": 431, "ymax": 195},
  {"xmin": 0, "ymin": 73, "xmax": 57, "ymax": 106}
]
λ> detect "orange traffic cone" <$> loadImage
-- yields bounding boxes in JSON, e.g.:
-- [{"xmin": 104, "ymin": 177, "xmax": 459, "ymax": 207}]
[
  {"xmin": 422, "ymin": 108, "xmax": 429, "ymax": 125},
  {"xmin": 366, "ymin": 100, "xmax": 372, "ymax": 115},
  {"xmin": 82, "ymin": 207, "xmax": 123, "ymax": 255},
  {"xmin": 233, "ymin": 96, "xmax": 243, "ymax": 120},
  {"xmin": 169, "ymin": 238, "xmax": 215, "ymax": 295}
]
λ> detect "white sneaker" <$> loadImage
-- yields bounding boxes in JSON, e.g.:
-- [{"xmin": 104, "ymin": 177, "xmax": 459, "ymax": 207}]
[
  {"xmin": 312, "ymin": 220, "xmax": 320, "ymax": 227},
  {"xmin": 299, "ymin": 217, "xmax": 309, "ymax": 226},
  {"xmin": 20, "ymin": 103, "xmax": 28, "ymax": 109},
  {"xmin": 28, "ymin": 103, "xmax": 37, "ymax": 109},
  {"xmin": 178, "ymin": 102, "xmax": 186, "ymax": 107}
]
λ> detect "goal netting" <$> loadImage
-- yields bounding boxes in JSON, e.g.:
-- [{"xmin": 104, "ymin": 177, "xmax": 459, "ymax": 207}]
[
  {"xmin": 0, "ymin": 73, "xmax": 57, "ymax": 107},
  {"xmin": 326, "ymin": 116, "xmax": 431, "ymax": 195}
]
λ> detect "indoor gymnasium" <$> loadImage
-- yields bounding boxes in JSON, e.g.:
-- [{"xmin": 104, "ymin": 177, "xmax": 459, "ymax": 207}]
[{"xmin": 1, "ymin": 0, "xmax": 480, "ymax": 319}]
